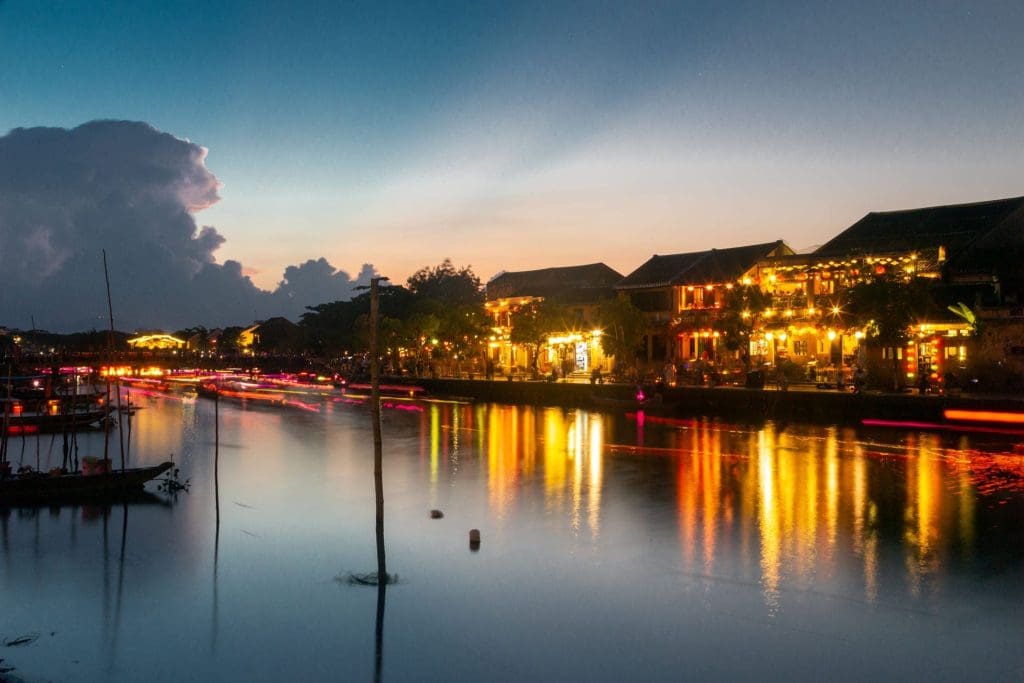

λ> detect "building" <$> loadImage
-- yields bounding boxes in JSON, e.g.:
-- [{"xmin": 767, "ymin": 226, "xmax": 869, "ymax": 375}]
[
  {"xmin": 758, "ymin": 196, "xmax": 1024, "ymax": 385},
  {"xmin": 616, "ymin": 241, "xmax": 793, "ymax": 367},
  {"xmin": 237, "ymin": 317, "xmax": 301, "ymax": 354},
  {"xmin": 485, "ymin": 263, "xmax": 623, "ymax": 376},
  {"xmin": 125, "ymin": 332, "xmax": 186, "ymax": 350}
]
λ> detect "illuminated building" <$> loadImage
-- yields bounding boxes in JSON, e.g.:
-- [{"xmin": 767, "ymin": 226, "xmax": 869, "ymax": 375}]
[
  {"xmin": 485, "ymin": 263, "xmax": 622, "ymax": 377},
  {"xmin": 126, "ymin": 333, "xmax": 186, "ymax": 350},
  {"xmin": 615, "ymin": 241, "xmax": 793, "ymax": 367},
  {"xmin": 755, "ymin": 196, "xmax": 1024, "ymax": 384}
]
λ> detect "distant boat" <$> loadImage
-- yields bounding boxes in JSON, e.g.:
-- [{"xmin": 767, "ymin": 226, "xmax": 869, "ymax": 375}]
[
  {"xmin": 1, "ymin": 398, "xmax": 112, "ymax": 435},
  {"xmin": 0, "ymin": 461, "xmax": 172, "ymax": 506}
]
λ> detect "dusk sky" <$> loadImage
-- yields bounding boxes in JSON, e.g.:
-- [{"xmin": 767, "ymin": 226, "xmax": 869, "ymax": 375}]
[{"xmin": 2, "ymin": 1, "xmax": 1023, "ymax": 318}]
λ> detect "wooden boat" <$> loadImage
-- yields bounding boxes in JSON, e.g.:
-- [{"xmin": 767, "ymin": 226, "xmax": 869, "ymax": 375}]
[
  {"xmin": 4, "ymin": 406, "xmax": 112, "ymax": 435},
  {"xmin": 1, "ymin": 397, "xmax": 112, "ymax": 435},
  {"xmin": 0, "ymin": 461, "xmax": 173, "ymax": 506}
]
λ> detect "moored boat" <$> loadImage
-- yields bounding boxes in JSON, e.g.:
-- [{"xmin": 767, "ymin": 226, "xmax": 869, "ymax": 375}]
[
  {"xmin": 1, "ymin": 398, "xmax": 112, "ymax": 435},
  {"xmin": 0, "ymin": 461, "xmax": 173, "ymax": 506}
]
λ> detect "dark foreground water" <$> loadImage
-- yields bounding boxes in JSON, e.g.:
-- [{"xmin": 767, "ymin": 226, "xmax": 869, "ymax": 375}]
[{"xmin": 1, "ymin": 391, "xmax": 1023, "ymax": 681}]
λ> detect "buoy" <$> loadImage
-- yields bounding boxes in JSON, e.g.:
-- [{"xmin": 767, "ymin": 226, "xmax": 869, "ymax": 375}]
[
  {"xmin": 469, "ymin": 528, "xmax": 481, "ymax": 550},
  {"xmin": 430, "ymin": 509, "xmax": 444, "ymax": 519}
]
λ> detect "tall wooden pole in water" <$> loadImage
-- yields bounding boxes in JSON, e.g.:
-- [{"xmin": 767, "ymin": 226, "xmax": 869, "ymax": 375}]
[
  {"xmin": 370, "ymin": 276, "xmax": 388, "ymax": 580},
  {"xmin": 214, "ymin": 388, "xmax": 220, "ymax": 528},
  {"xmin": 369, "ymin": 275, "xmax": 390, "ymax": 683}
]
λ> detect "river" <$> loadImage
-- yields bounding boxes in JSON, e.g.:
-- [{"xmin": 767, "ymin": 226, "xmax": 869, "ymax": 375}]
[{"xmin": 1, "ymin": 389, "xmax": 1022, "ymax": 681}]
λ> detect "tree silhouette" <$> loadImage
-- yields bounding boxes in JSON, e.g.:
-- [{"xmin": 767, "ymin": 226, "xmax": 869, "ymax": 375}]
[
  {"xmin": 596, "ymin": 297, "xmax": 645, "ymax": 375},
  {"xmin": 713, "ymin": 285, "xmax": 772, "ymax": 370},
  {"xmin": 844, "ymin": 276, "xmax": 936, "ymax": 388}
]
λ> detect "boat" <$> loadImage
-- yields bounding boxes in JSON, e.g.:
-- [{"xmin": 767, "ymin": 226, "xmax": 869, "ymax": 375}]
[
  {"xmin": 0, "ymin": 461, "xmax": 173, "ymax": 506},
  {"xmin": 1, "ymin": 398, "xmax": 112, "ymax": 435}
]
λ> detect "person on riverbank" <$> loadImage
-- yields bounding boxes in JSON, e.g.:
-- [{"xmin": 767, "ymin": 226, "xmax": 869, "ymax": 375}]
[
  {"xmin": 853, "ymin": 365, "xmax": 866, "ymax": 394},
  {"xmin": 662, "ymin": 361, "xmax": 677, "ymax": 387}
]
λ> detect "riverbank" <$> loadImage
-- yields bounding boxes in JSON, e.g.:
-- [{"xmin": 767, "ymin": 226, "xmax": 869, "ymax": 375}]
[{"xmin": 410, "ymin": 377, "xmax": 1024, "ymax": 428}]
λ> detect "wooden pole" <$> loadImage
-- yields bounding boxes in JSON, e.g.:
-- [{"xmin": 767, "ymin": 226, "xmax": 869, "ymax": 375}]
[
  {"xmin": 370, "ymin": 276, "xmax": 388, "ymax": 581},
  {"xmin": 214, "ymin": 387, "xmax": 220, "ymax": 528}
]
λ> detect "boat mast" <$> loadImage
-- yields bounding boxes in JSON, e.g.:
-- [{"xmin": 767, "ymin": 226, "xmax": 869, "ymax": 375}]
[{"xmin": 103, "ymin": 249, "xmax": 126, "ymax": 473}]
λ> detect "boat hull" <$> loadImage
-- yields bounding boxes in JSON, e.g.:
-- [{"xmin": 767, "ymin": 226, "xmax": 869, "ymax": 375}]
[{"xmin": 0, "ymin": 461, "xmax": 173, "ymax": 506}]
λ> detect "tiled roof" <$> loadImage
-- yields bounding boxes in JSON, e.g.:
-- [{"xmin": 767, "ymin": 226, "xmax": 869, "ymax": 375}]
[
  {"xmin": 815, "ymin": 196, "xmax": 1024, "ymax": 258},
  {"xmin": 617, "ymin": 241, "xmax": 790, "ymax": 289},
  {"xmin": 486, "ymin": 263, "xmax": 623, "ymax": 302}
]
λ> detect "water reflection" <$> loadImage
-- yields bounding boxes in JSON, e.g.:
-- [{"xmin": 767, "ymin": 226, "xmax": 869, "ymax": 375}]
[
  {"xmin": 1, "ymin": 394, "xmax": 1022, "ymax": 681},
  {"xmin": 414, "ymin": 401, "xmax": 1024, "ymax": 613}
]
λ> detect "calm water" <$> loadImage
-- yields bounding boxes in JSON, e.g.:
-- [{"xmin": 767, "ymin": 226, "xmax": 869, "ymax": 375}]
[{"xmin": 1, "ymin": 390, "xmax": 1023, "ymax": 681}]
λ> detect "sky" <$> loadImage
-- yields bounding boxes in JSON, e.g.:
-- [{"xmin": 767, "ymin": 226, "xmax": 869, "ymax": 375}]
[{"xmin": 1, "ymin": 1, "xmax": 1023, "ymax": 330}]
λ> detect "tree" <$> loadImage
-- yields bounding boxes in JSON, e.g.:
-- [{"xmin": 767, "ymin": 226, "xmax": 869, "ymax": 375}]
[
  {"xmin": 948, "ymin": 302, "xmax": 982, "ymax": 338},
  {"xmin": 596, "ymin": 297, "xmax": 646, "ymax": 375},
  {"xmin": 406, "ymin": 259, "xmax": 483, "ymax": 306},
  {"xmin": 217, "ymin": 326, "xmax": 244, "ymax": 354},
  {"xmin": 509, "ymin": 300, "xmax": 568, "ymax": 372},
  {"xmin": 175, "ymin": 326, "xmax": 209, "ymax": 354},
  {"xmin": 844, "ymin": 277, "xmax": 936, "ymax": 388},
  {"xmin": 406, "ymin": 261, "xmax": 486, "ymax": 371},
  {"xmin": 713, "ymin": 285, "xmax": 772, "ymax": 369}
]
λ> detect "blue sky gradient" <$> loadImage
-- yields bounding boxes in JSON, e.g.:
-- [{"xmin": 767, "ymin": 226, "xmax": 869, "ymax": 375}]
[{"xmin": 2, "ymin": 0, "xmax": 1022, "ymax": 289}]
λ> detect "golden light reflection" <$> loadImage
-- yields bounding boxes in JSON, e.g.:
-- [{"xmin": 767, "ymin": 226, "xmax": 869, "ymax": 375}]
[
  {"xmin": 588, "ymin": 413, "xmax": 604, "ymax": 538},
  {"xmin": 543, "ymin": 409, "xmax": 568, "ymax": 503},
  {"xmin": 430, "ymin": 404, "xmax": 440, "ymax": 484},
  {"xmin": 409, "ymin": 403, "xmax": 1020, "ymax": 615},
  {"xmin": 757, "ymin": 428, "xmax": 781, "ymax": 613}
]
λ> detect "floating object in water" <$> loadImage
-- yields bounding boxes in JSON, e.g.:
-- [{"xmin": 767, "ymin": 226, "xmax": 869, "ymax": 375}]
[
  {"xmin": 469, "ymin": 528, "xmax": 481, "ymax": 551},
  {"xmin": 430, "ymin": 509, "xmax": 444, "ymax": 519}
]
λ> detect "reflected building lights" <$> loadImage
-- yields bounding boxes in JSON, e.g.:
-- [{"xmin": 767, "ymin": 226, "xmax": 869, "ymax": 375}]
[
  {"xmin": 587, "ymin": 413, "xmax": 604, "ymax": 538},
  {"xmin": 392, "ymin": 402, "xmax": 1019, "ymax": 616},
  {"xmin": 757, "ymin": 428, "xmax": 781, "ymax": 614},
  {"xmin": 429, "ymin": 405, "xmax": 441, "ymax": 484}
]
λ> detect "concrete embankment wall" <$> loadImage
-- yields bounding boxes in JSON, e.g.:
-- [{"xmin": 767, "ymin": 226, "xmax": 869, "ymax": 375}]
[{"xmin": 409, "ymin": 378, "xmax": 1024, "ymax": 427}]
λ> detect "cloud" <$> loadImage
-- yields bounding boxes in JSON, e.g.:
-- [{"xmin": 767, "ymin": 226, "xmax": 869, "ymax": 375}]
[
  {"xmin": 0, "ymin": 120, "xmax": 371, "ymax": 331},
  {"xmin": 272, "ymin": 259, "xmax": 377, "ymax": 311}
]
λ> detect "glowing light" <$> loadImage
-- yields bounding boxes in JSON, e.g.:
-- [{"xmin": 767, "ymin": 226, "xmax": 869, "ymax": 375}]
[
  {"xmin": 827, "ymin": 330, "xmax": 837, "ymax": 341},
  {"xmin": 944, "ymin": 409, "xmax": 1024, "ymax": 425},
  {"xmin": 126, "ymin": 333, "xmax": 186, "ymax": 350}
]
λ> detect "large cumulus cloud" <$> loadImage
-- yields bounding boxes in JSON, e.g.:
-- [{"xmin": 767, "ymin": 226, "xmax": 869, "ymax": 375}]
[{"xmin": 0, "ymin": 120, "xmax": 373, "ymax": 331}]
